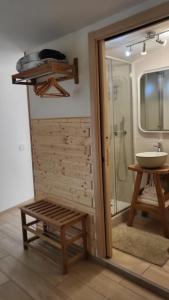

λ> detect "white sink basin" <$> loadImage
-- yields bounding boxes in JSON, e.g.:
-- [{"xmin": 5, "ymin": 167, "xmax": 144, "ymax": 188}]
[{"xmin": 136, "ymin": 152, "xmax": 168, "ymax": 168}]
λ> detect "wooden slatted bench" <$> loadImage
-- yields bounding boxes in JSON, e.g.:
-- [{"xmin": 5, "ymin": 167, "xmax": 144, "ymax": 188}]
[{"xmin": 20, "ymin": 199, "xmax": 88, "ymax": 274}]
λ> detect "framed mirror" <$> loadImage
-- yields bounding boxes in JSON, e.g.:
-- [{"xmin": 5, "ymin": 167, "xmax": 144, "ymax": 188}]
[{"xmin": 139, "ymin": 68, "xmax": 169, "ymax": 132}]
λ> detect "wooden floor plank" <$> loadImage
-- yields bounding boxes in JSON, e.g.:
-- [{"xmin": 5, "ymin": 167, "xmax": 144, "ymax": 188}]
[
  {"xmin": 0, "ymin": 281, "xmax": 34, "ymax": 300},
  {"xmin": 0, "ymin": 245, "xmax": 9, "ymax": 260},
  {"xmin": 0, "ymin": 207, "xmax": 165, "ymax": 300},
  {"xmin": 71, "ymin": 260, "xmax": 122, "ymax": 284},
  {"xmin": 0, "ymin": 256, "xmax": 69, "ymax": 300},
  {"xmin": 120, "ymin": 278, "xmax": 163, "ymax": 300},
  {"xmin": 0, "ymin": 270, "xmax": 9, "ymax": 286},
  {"xmin": 70, "ymin": 263, "xmax": 148, "ymax": 300},
  {"xmin": 57, "ymin": 275, "xmax": 107, "ymax": 300},
  {"xmin": 0, "ymin": 236, "xmax": 64, "ymax": 286}
]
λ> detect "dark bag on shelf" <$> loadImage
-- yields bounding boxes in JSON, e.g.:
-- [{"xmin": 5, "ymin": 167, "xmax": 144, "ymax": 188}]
[{"xmin": 39, "ymin": 49, "xmax": 66, "ymax": 60}]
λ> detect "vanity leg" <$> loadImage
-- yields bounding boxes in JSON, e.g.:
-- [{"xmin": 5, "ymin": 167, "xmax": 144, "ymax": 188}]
[
  {"xmin": 153, "ymin": 174, "xmax": 169, "ymax": 238},
  {"xmin": 127, "ymin": 171, "xmax": 143, "ymax": 226}
]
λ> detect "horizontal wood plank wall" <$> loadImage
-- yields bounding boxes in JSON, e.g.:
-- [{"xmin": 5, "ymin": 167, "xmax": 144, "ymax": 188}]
[{"xmin": 31, "ymin": 117, "xmax": 96, "ymax": 255}]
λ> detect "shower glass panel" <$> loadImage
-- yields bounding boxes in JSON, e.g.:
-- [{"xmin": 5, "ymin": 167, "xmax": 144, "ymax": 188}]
[{"xmin": 107, "ymin": 58, "xmax": 134, "ymax": 216}]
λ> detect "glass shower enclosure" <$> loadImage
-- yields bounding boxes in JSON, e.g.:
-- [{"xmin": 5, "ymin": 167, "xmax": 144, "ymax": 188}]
[{"xmin": 106, "ymin": 57, "xmax": 134, "ymax": 216}]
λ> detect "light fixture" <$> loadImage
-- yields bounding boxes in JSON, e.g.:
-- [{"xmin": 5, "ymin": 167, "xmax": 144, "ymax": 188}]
[
  {"xmin": 124, "ymin": 28, "xmax": 169, "ymax": 57},
  {"xmin": 141, "ymin": 42, "xmax": 147, "ymax": 55},
  {"xmin": 125, "ymin": 46, "xmax": 132, "ymax": 57},
  {"xmin": 156, "ymin": 34, "xmax": 167, "ymax": 46}
]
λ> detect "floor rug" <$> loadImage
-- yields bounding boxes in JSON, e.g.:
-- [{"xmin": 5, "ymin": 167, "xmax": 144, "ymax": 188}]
[{"xmin": 112, "ymin": 223, "xmax": 169, "ymax": 266}]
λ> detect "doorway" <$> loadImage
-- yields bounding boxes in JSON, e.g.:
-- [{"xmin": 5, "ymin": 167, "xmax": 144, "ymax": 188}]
[{"xmin": 89, "ymin": 2, "xmax": 169, "ymax": 293}]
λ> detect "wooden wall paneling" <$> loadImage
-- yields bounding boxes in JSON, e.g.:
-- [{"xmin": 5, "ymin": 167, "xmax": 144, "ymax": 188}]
[{"xmin": 31, "ymin": 117, "xmax": 96, "ymax": 254}]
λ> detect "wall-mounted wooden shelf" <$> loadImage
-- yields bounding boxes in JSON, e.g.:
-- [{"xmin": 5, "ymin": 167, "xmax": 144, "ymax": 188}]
[{"xmin": 12, "ymin": 57, "xmax": 79, "ymax": 86}]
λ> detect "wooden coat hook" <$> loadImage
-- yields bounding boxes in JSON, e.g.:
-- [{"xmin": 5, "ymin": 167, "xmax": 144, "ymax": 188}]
[{"xmin": 34, "ymin": 77, "xmax": 70, "ymax": 98}]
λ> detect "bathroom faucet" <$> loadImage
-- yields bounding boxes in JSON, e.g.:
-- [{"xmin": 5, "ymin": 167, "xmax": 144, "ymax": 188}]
[{"xmin": 153, "ymin": 142, "xmax": 161, "ymax": 152}]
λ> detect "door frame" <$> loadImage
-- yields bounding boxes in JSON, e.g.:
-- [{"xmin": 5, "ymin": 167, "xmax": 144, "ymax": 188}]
[{"xmin": 89, "ymin": 2, "xmax": 169, "ymax": 258}]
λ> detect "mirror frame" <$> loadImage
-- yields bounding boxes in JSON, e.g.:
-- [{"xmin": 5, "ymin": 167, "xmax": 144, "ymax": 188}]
[{"xmin": 138, "ymin": 66, "xmax": 169, "ymax": 133}]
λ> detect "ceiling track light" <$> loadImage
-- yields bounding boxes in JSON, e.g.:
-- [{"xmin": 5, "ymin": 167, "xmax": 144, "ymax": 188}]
[
  {"xmin": 125, "ymin": 28, "xmax": 169, "ymax": 57},
  {"xmin": 141, "ymin": 42, "xmax": 147, "ymax": 55}
]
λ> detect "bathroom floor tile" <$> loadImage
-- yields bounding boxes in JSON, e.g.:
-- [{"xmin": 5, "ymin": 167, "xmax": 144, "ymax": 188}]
[
  {"xmin": 143, "ymin": 266, "xmax": 169, "ymax": 290},
  {"xmin": 111, "ymin": 249, "xmax": 150, "ymax": 274}
]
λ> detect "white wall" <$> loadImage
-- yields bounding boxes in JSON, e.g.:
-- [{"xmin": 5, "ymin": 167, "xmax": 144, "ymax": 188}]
[
  {"xmin": 132, "ymin": 43, "xmax": 169, "ymax": 161},
  {"xmin": 28, "ymin": 0, "xmax": 167, "ymax": 119},
  {"xmin": 29, "ymin": 29, "xmax": 91, "ymax": 118},
  {"xmin": 0, "ymin": 48, "xmax": 34, "ymax": 212}
]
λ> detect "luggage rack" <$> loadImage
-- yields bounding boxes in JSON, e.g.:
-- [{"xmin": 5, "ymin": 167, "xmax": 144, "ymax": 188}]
[
  {"xmin": 20, "ymin": 199, "xmax": 88, "ymax": 274},
  {"xmin": 12, "ymin": 57, "xmax": 79, "ymax": 86}
]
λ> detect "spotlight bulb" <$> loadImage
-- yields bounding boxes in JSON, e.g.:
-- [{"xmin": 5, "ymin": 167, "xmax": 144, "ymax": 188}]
[{"xmin": 125, "ymin": 46, "xmax": 132, "ymax": 57}]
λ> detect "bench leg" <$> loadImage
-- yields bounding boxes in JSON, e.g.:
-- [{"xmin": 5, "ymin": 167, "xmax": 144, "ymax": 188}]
[
  {"xmin": 127, "ymin": 171, "xmax": 143, "ymax": 226},
  {"xmin": 21, "ymin": 211, "xmax": 28, "ymax": 250},
  {"xmin": 43, "ymin": 222, "xmax": 48, "ymax": 234},
  {"xmin": 61, "ymin": 227, "xmax": 68, "ymax": 274},
  {"xmin": 82, "ymin": 217, "xmax": 88, "ymax": 259}
]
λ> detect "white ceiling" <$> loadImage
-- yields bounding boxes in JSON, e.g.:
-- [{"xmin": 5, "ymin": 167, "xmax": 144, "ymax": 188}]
[
  {"xmin": 0, "ymin": 0, "xmax": 147, "ymax": 50},
  {"xmin": 106, "ymin": 20, "xmax": 169, "ymax": 62}
]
